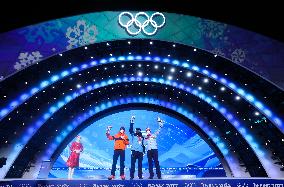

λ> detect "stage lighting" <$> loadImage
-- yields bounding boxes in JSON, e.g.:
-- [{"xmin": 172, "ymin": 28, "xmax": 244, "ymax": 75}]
[
  {"xmin": 167, "ymin": 75, "xmax": 173, "ymax": 80},
  {"xmin": 235, "ymin": 96, "xmax": 241, "ymax": 100},
  {"xmin": 186, "ymin": 72, "xmax": 192, "ymax": 77},
  {"xmin": 255, "ymin": 112, "xmax": 260, "ymax": 116},
  {"xmin": 220, "ymin": 87, "xmax": 226, "ymax": 91}
]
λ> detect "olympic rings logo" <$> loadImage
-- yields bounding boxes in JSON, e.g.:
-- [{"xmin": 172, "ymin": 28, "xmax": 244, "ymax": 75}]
[{"xmin": 118, "ymin": 12, "xmax": 166, "ymax": 36}]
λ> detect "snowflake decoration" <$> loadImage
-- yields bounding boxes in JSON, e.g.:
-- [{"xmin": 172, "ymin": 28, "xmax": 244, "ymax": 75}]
[
  {"xmin": 66, "ymin": 20, "xmax": 98, "ymax": 50},
  {"xmin": 14, "ymin": 51, "xmax": 43, "ymax": 71},
  {"xmin": 199, "ymin": 20, "xmax": 227, "ymax": 39},
  {"xmin": 211, "ymin": 48, "xmax": 225, "ymax": 57},
  {"xmin": 231, "ymin": 48, "xmax": 246, "ymax": 64},
  {"xmin": 19, "ymin": 20, "xmax": 62, "ymax": 44}
]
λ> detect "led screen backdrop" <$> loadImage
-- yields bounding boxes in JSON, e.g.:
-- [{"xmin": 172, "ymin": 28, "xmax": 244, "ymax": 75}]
[
  {"xmin": 0, "ymin": 11, "xmax": 284, "ymax": 89},
  {"xmin": 49, "ymin": 110, "xmax": 225, "ymax": 178}
]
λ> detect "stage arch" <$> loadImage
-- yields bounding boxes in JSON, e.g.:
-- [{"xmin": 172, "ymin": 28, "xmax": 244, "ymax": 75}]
[{"xmin": 0, "ymin": 32, "xmax": 283, "ymax": 178}]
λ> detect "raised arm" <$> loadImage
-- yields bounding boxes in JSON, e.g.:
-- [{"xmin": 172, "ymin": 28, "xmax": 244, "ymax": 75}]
[
  {"xmin": 154, "ymin": 117, "xmax": 164, "ymax": 136},
  {"xmin": 106, "ymin": 126, "xmax": 114, "ymax": 140},
  {"xmin": 129, "ymin": 116, "xmax": 135, "ymax": 135}
]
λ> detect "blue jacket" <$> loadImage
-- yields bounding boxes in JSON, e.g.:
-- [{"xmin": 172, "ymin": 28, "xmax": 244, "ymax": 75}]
[{"xmin": 129, "ymin": 122, "xmax": 145, "ymax": 153}]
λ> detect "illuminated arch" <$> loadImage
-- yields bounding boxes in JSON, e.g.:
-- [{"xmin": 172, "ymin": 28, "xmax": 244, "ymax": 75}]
[{"xmin": 1, "ymin": 40, "xmax": 283, "ymax": 178}]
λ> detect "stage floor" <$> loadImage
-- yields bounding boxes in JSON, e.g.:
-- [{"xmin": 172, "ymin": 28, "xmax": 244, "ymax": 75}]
[{"xmin": 1, "ymin": 178, "xmax": 284, "ymax": 187}]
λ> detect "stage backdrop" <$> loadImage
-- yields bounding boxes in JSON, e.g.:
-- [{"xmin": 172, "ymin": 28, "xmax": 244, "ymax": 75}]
[
  {"xmin": 0, "ymin": 11, "xmax": 284, "ymax": 90},
  {"xmin": 49, "ymin": 110, "xmax": 225, "ymax": 179}
]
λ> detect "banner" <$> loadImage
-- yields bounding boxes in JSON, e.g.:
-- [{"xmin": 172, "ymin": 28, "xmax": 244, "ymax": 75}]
[{"xmin": 0, "ymin": 179, "xmax": 284, "ymax": 187}]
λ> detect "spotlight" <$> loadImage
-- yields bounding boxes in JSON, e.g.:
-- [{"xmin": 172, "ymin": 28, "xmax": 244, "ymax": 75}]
[
  {"xmin": 59, "ymin": 53, "xmax": 62, "ymax": 56},
  {"xmin": 148, "ymin": 52, "xmax": 151, "ymax": 54},
  {"xmin": 254, "ymin": 111, "xmax": 260, "ymax": 116},
  {"xmin": 154, "ymin": 65, "xmax": 159, "ymax": 69},
  {"xmin": 90, "ymin": 56, "xmax": 93, "ymax": 59},
  {"xmin": 168, "ymin": 54, "xmax": 171, "ymax": 57},
  {"xmin": 110, "ymin": 54, "xmax": 112, "ymax": 56},
  {"xmin": 214, "ymin": 54, "xmax": 217, "ymax": 57},
  {"xmin": 137, "ymin": 72, "xmax": 143, "ymax": 77},
  {"xmin": 150, "ymin": 41, "xmax": 153, "ymax": 45},
  {"xmin": 76, "ymin": 84, "xmax": 81, "ymax": 88},
  {"xmin": 235, "ymin": 96, "xmax": 241, "ymax": 100},
  {"xmin": 128, "ymin": 41, "xmax": 131, "ymax": 44},
  {"xmin": 194, "ymin": 49, "xmax": 197, "ymax": 51},
  {"xmin": 84, "ymin": 46, "xmax": 88, "ymax": 50},
  {"xmin": 106, "ymin": 43, "xmax": 110, "ymax": 46},
  {"xmin": 173, "ymin": 44, "xmax": 176, "ymax": 47},
  {"xmin": 198, "ymin": 87, "xmax": 202, "ymax": 90},
  {"xmin": 203, "ymin": 78, "xmax": 209, "ymax": 83},
  {"xmin": 186, "ymin": 72, "xmax": 192, "ymax": 77},
  {"xmin": 170, "ymin": 68, "xmax": 175, "ymax": 73},
  {"xmin": 168, "ymin": 75, "xmax": 173, "ymax": 80},
  {"xmin": 220, "ymin": 87, "xmax": 226, "ymax": 91},
  {"xmin": 138, "ymin": 64, "xmax": 142, "ymax": 67}
]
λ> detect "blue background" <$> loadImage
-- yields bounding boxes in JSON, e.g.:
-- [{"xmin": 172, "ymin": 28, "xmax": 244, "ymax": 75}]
[{"xmin": 49, "ymin": 110, "xmax": 225, "ymax": 178}]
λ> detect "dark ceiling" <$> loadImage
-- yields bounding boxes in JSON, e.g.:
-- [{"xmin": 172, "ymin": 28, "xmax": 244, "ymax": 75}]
[{"xmin": 0, "ymin": 0, "xmax": 283, "ymax": 42}]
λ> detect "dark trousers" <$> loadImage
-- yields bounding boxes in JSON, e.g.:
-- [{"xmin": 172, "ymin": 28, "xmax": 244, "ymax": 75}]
[
  {"xmin": 130, "ymin": 151, "xmax": 143, "ymax": 178},
  {"xmin": 147, "ymin": 149, "xmax": 161, "ymax": 178},
  {"xmin": 111, "ymin": 149, "xmax": 125, "ymax": 176}
]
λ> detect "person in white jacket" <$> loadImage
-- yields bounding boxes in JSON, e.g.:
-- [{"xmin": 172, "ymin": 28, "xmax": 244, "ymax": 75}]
[{"xmin": 144, "ymin": 117, "xmax": 164, "ymax": 179}]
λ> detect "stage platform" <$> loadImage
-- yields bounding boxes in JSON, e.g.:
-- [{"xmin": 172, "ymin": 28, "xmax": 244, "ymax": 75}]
[{"xmin": 0, "ymin": 178, "xmax": 284, "ymax": 187}]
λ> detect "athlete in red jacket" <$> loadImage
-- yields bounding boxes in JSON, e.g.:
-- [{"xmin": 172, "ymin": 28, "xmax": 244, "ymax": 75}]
[{"xmin": 106, "ymin": 126, "xmax": 129, "ymax": 180}]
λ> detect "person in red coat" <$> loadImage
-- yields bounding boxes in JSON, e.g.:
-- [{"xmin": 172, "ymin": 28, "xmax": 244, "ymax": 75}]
[
  {"xmin": 106, "ymin": 126, "xmax": 129, "ymax": 180},
  {"xmin": 66, "ymin": 135, "xmax": 83, "ymax": 179}
]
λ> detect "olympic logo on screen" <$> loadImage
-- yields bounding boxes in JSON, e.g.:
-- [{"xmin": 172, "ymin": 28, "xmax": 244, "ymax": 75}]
[{"xmin": 118, "ymin": 12, "xmax": 166, "ymax": 36}]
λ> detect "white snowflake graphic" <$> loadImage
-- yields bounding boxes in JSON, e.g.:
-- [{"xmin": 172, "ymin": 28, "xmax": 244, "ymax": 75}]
[
  {"xmin": 66, "ymin": 20, "xmax": 98, "ymax": 50},
  {"xmin": 231, "ymin": 48, "xmax": 246, "ymax": 63},
  {"xmin": 14, "ymin": 51, "xmax": 43, "ymax": 71},
  {"xmin": 199, "ymin": 20, "xmax": 227, "ymax": 39},
  {"xmin": 211, "ymin": 48, "xmax": 225, "ymax": 57}
]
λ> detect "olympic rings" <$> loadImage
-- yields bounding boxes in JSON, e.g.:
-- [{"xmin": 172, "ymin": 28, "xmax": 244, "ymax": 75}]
[{"xmin": 118, "ymin": 12, "xmax": 166, "ymax": 36}]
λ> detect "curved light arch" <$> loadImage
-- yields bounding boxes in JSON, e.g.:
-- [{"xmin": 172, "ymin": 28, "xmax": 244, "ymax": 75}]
[
  {"xmin": 0, "ymin": 53, "xmax": 282, "ymax": 134},
  {"xmin": 35, "ymin": 97, "xmax": 245, "ymax": 178},
  {"xmin": 1, "ymin": 76, "xmax": 282, "ymax": 178}
]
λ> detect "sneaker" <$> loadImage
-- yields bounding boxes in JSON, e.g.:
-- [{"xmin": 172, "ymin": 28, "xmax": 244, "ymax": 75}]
[
  {"xmin": 108, "ymin": 175, "xmax": 115, "ymax": 180},
  {"xmin": 138, "ymin": 177, "xmax": 143, "ymax": 179},
  {"xmin": 120, "ymin": 175, "xmax": 126, "ymax": 180},
  {"xmin": 148, "ymin": 176, "xmax": 153, "ymax": 179}
]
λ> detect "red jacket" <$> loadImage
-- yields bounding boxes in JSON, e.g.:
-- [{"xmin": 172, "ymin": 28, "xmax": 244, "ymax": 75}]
[{"xmin": 106, "ymin": 132, "xmax": 129, "ymax": 150}]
